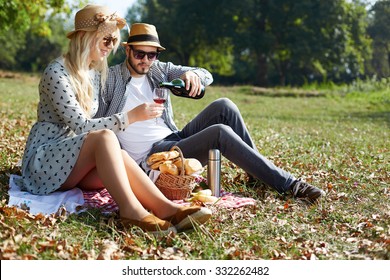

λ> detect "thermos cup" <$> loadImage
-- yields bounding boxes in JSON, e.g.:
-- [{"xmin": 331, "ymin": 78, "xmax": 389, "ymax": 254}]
[{"xmin": 208, "ymin": 149, "xmax": 221, "ymax": 197}]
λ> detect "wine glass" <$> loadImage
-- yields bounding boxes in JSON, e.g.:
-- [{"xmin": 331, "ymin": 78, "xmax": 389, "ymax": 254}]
[{"xmin": 152, "ymin": 88, "xmax": 168, "ymax": 124}]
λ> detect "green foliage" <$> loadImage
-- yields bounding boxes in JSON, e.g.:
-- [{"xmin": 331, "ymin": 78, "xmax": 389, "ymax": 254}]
[
  {"xmin": 230, "ymin": 0, "xmax": 372, "ymax": 85},
  {"xmin": 189, "ymin": 38, "xmax": 235, "ymax": 76},
  {"xmin": 0, "ymin": 30, "xmax": 25, "ymax": 69},
  {"xmin": 0, "ymin": 0, "xmax": 83, "ymax": 70},
  {"xmin": 126, "ymin": 0, "xmax": 237, "ymax": 74},
  {"xmin": 346, "ymin": 76, "xmax": 390, "ymax": 97},
  {"xmin": 0, "ymin": 0, "xmax": 70, "ymax": 37},
  {"xmin": 15, "ymin": 14, "xmax": 72, "ymax": 72}
]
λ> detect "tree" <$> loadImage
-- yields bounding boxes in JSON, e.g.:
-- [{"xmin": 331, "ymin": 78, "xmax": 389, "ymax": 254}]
[
  {"xmin": 15, "ymin": 15, "xmax": 68, "ymax": 72},
  {"xmin": 0, "ymin": 0, "xmax": 69, "ymax": 36},
  {"xmin": 228, "ymin": 0, "xmax": 372, "ymax": 86},
  {"xmin": 126, "ymin": 0, "xmax": 373, "ymax": 86},
  {"xmin": 368, "ymin": 0, "xmax": 390, "ymax": 78},
  {"xmin": 0, "ymin": 0, "xmax": 81, "ymax": 70},
  {"xmin": 125, "ymin": 0, "xmax": 235, "ymax": 77}
]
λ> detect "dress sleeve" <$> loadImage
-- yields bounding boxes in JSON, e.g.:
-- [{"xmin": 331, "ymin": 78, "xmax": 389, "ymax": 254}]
[{"xmin": 40, "ymin": 61, "xmax": 128, "ymax": 135}]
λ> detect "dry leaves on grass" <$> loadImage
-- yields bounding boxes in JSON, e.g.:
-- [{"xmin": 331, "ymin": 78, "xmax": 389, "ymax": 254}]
[
  {"xmin": 0, "ymin": 204, "xmax": 70, "ymax": 259},
  {"xmin": 0, "ymin": 114, "xmax": 32, "ymax": 168}
]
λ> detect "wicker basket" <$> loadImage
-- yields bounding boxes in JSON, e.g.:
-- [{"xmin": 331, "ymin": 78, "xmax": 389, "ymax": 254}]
[{"xmin": 154, "ymin": 146, "xmax": 196, "ymax": 200}]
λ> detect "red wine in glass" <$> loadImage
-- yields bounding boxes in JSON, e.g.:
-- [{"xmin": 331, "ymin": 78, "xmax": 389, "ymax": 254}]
[
  {"xmin": 152, "ymin": 88, "xmax": 168, "ymax": 123},
  {"xmin": 153, "ymin": 98, "xmax": 166, "ymax": 104}
]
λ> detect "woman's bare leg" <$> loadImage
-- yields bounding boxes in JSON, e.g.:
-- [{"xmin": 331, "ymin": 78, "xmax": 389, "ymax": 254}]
[
  {"xmin": 119, "ymin": 150, "xmax": 180, "ymax": 218},
  {"xmin": 60, "ymin": 130, "xmax": 150, "ymax": 221},
  {"xmin": 69, "ymin": 160, "xmax": 180, "ymax": 217},
  {"xmin": 67, "ymin": 149, "xmax": 182, "ymax": 218},
  {"xmin": 76, "ymin": 169, "xmax": 104, "ymax": 190}
]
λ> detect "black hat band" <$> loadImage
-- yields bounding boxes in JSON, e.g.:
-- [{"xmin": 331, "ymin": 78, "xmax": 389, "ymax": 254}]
[{"xmin": 127, "ymin": 34, "xmax": 160, "ymax": 44}]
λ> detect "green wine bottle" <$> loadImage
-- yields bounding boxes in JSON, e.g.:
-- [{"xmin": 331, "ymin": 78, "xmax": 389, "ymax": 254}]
[{"xmin": 159, "ymin": 78, "xmax": 205, "ymax": 99}]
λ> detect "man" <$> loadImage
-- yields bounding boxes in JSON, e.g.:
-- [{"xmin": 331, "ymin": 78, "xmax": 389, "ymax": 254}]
[{"xmin": 96, "ymin": 23, "xmax": 325, "ymax": 203}]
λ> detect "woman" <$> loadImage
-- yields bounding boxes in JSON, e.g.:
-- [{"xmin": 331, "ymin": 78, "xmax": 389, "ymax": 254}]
[{"xmin": 19, "ymin": 5, "xmax": 211, "ymax": 235}]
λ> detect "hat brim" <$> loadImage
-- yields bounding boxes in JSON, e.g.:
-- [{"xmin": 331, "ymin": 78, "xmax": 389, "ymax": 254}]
[
  {"xmin": 67, "ymin": 23, "xmax": 126, "ymax": 39},
  {"xmin": 122, "ymin": 41, "xmax": 166, "ymax": 51},
  {"xmin": 66, "ymin": 26, "xmax": 97, "ymax": 39}
]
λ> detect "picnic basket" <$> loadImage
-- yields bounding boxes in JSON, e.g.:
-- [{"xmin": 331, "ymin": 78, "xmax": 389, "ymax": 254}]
[{"xmin": 154, "ymin": 146, "xmax": 197, "ymax": 200}]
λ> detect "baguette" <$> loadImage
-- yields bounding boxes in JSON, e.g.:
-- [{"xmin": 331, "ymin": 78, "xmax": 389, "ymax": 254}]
[{"xmin": 147, "ymin": 150, "xmax": 180, "ymax": 165}]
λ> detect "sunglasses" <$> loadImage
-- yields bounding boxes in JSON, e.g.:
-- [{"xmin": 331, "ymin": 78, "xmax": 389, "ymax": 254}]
[
  {"xmin": 102, "ymin": 36, "xmax": 118, "ymax": 47},
  {"xmin": 130, "ymin": 47, "xmax": 160, "ymax": 60}
]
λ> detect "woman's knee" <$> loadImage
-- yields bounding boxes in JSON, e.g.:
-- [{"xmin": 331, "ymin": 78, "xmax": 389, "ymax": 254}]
[
  {"xmin": 86, "ymin": 129, "xmax": 118, "ymax": 147},
  {"xmin": 89, "ymin": 129, "xmax": 116, "ymax": 139}
]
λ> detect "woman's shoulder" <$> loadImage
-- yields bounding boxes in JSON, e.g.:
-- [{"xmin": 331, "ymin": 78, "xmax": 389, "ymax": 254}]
[
  {"xmin": 42, "ymin": 57, "xmax": 68, "ymax": 76},
  {"xmin": 45, "ymin": 57, "xmax": 65, "ymax": 69},
  {"xmin": 39, "ymin": 57, "xmax": 70, "ymax": 86}
]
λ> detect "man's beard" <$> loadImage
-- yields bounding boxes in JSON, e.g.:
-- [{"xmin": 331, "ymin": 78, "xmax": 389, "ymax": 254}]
[{"xmin": 127, "ymin": 56, "xmax": 150, "ymax": 75}]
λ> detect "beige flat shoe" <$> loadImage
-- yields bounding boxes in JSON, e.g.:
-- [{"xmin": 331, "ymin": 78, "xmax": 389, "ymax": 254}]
[
  {"xmin": 121, "ymin": 214, "xmax": 177, "ymax": 236},
  {"xmin": 166, "ymin": 206, "xmax": 212, "ymax": 231}
]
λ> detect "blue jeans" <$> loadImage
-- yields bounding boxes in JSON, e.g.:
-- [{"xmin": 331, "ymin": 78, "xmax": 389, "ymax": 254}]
[{"xmin": 150, "ymin": 98, "xmax": 295, "ymax": 193}]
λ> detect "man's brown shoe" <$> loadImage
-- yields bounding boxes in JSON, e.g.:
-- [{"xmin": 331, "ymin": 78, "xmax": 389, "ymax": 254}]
[
  {"xmin": 166, "ymin": 206, "xmax": 212, "ymax": 231},
  {"xmin": 291, "ymin": 180, "xmax": 325, "ymax": 203},
  {"xmin": 120, "ymin": 214, "xmax": 177, "ymax": 236}
]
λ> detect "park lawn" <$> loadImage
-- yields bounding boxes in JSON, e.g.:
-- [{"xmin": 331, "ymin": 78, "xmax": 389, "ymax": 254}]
[{"xmin": 0, "ymin": 72, "xmax": 389, "ymax": 260}]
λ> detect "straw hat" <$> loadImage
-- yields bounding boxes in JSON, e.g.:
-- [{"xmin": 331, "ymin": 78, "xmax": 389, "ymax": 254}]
[
  {"xmin": 67, "ymin": 5, "xmax": 126, "ymax": 39},
  {"xmin": 122, "ymin": 23, "xmax": 165, "ymax": 51}
]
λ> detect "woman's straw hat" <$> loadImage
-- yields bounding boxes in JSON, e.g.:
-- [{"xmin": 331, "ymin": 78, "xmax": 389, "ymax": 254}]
[{"xmin": 67, "ymin": 5, "xmax": 126, "ymax": 39}]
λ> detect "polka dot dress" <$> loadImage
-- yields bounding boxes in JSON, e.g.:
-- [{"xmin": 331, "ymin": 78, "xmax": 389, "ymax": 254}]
[{"xmin": 20, "ymin": 57, "xmax": 128, "ymax": 195}]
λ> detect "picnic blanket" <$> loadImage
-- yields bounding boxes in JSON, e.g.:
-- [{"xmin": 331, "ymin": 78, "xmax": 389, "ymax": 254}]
[
  {"xmin": 83, "ymin": 188, "xmax": 257, "ymax": 214},
  {"xmin": 8, "ymin": 174, "xmax": 85, "ymax": 215},
  {"xmin": 8, "ymin": 174, "xmax": 256, "ymax": 216}
]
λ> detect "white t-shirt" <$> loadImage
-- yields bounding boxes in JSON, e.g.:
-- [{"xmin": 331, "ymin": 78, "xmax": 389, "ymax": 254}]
[{"xmin": 116, "ymin": 76, "xmax": 172, "ymax": 164}]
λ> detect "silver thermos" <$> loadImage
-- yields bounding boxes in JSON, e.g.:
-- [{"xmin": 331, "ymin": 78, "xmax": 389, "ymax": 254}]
[{"xmin": 208, "ymin": 149, "xmax": 221, "ymax": 197}]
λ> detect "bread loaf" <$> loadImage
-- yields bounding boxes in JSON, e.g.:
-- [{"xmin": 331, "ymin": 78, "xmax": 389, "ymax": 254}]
[
  {"xmin": 150, "ymin": 160, "xmax": 164, "ymax": 170},
  {"xmin": 172, "ymin": 158, "xmax": 183, "ymax": 169},
  {"xmin": 159, "ymin": 161, "xmax": 179, "ymax": 175},
  {"xmin": 173, "ymin": 158, "xmax": 202, "ymax": 175},
  {"xmin": 183, "ymin": 158, "xmax": 203, "ymax": 175}
]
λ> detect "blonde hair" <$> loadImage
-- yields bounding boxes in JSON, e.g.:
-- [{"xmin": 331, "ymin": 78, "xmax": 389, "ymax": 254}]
[{"xmin": 63, "ymin": 29, "xmax": 120, "ymax": 115}]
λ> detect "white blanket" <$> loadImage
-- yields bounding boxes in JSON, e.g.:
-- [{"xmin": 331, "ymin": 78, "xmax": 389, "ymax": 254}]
[{"xmin": 8, "ymin": 174, "xmax": 85, "ymax": 215}]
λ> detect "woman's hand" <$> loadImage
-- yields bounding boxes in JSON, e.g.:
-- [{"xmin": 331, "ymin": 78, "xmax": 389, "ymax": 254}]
[{"xmin": 127, "ymin": 103, "xmax": 164, "ymax": 124}]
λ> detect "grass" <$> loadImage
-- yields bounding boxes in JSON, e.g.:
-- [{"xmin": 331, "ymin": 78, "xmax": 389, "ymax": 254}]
[{"xmin": 0, "ymin": 71, "xmax": 389, "ymax": 260}]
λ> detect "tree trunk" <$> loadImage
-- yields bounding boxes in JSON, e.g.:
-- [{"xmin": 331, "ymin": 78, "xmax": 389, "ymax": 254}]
[
  {"xmin": 256, "ymin": 54, "xmax": 268, "ymax": 87},
  {"xmin": 279, "ymin": 61, "xmax": 287, "ymax": 86},
  {"xmin": 255, "ymin": 0, "xmax": 269, "ymax": 87},
  {"xmin": 387, "ymin": 47, "xmax": 390, "ymax": 75}
]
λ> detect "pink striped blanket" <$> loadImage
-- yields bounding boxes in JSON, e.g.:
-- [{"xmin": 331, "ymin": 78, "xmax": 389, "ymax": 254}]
[{"xmin": 83, "ymin": 188, "xmax": 256, "ymax": 214}]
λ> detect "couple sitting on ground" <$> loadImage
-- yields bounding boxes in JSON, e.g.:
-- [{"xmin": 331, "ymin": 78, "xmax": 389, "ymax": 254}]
[{"xmin": 18, "ymin": 5, "xmax": 325, "ymax": 236}]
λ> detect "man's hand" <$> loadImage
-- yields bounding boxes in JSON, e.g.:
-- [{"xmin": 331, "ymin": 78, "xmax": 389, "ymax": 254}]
[
  {"xmin": 127, "ymin": 103, "xmax": 164, "ymax": 124},
  {"xmin": 180, "ymin": 71, "xmax": 202, "ymax": 97}
]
